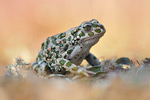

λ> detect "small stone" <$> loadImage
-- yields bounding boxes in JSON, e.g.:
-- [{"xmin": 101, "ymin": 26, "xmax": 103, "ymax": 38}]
[{"xmin": 116, "ymin": 57, "xmax": 131, "ymax": 65}]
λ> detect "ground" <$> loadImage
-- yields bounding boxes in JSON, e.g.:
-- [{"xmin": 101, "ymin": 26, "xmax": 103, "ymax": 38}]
[{"xmin": 0, "ymin": 57, "xmax": 150, "ymax": 100}]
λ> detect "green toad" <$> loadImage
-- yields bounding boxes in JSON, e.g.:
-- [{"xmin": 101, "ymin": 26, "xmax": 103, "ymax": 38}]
[{"xmin": 32, "ymin": 19, "xmax": 106, "ymax": 76}]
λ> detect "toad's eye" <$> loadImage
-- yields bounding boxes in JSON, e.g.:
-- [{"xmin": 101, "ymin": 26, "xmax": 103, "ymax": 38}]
[
  {"xmin": 90, "ymin": 19, "xmax": 99, "ymax": 23},
  {"xmin": 83, "ymin": 23, "xmax": 92, "ymax": 32}
]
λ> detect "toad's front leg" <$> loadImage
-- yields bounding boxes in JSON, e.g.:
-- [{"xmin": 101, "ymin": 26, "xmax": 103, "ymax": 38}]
[{"xmin": 85, "ymin": 52, "xmax": 101, "ymax": 66}]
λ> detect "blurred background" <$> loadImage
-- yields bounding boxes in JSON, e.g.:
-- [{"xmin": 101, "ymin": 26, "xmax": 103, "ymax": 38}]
[{"xmin": 0, "ymin": 0, "xmax": 150, "ymax": 66}]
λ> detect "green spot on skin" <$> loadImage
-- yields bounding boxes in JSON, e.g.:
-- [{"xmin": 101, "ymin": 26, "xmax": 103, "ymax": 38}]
[
  {"xmin": 45, "ymin": 44, "xmax": 48, "ymax": 49},
  {"xmin": 56, "ymin": 54, "xmax": 59, "ymax": 58},
  {"xmin": 95, "ymin": 29, "xmax": 101, "ymax": 33},
  {"xmin": 62, "ymin": 32, "xmax": 66, "ymax": 37},
  {"xmin": 56, "ymin": 55, "xmax": 59, "ymax": 59},
  {"xmin": 48, "ymin": 50, "xmax": 51, "ymax": 54},
  {"xmin": 38, "ymin": 54, "xmax": 41, "ymax": 58},
  {"xmin": 59, "ymin": 60, "xmax": 66, "ymax": 65},
  {"xmin": 37, "ymin": 54, "xmax": 42, "ymax": 60},
  {"xmin": 88, "ymin": 32, "xmax": 94, "ymax": 36},
  {"xmin": 41, "ymin": 42, "xmax": 44, "ymax": 47},
  {"xmin": 79, "ymin": 31, "xmax": 85, "ymax": 37},
  {"xmin": 80, "ymin": 71, "xmax": 85, "ymax": 75},
  {"xmin": 51, "ymin": 46, "xmax": 56, "ymax": 52},
  {"xmin": 58, "ymin": 34, "xmax": 61, "ymax": 39},
  {"xmin": 67, "ymin": 36, "xmax": 72, "ymax": 41},
  {"xmin": 74, "ymin": 33, "xmax": 77, "ymax": 37},
  {"xmin": 52, "ymin": 60, "xmax": 55, "ymax": 64},
  {"xmin": 46, "ymin": 50, "xmax": 49, "ymax": 54},
  {"xmin": 51, "ymin": 46, "xmax": 55, "ymax": 49},
  {"xmin": 87, "ymin": 66, "xmax": 101, "ymax": 72},
  {"xmin": 51, "ymin": 36, "xmax": 56, "ymax": 40},
  {"xmin": 64, "ymin": 44, "xmax": 69, "ymax": 51},
  {"xmin": 76, "ymin": 28, "xmax": 80, "ymax": 31},
  {"xmin": 48, "ymin": 61, "xmax": 52, "ymax": 65},
  {"xmin": 62, "ymin": 38, "xmax": 66, "ymax": 43},
  {"xmin": 55, "ymin": 51, "xmax": 59, "ymax": 55},
  {"xmin": 92, "ymin": 23, "xmax": 98, "ymax": 27},
  {"xmin": 46, "ymin": 38, "xmax": 50, "ymax": 45},
  {"xmin": 59, "ymin": 55, "xmax": 62, "ymax": 58},
  {"xmin": 36, "ymin": 57, "xmax": 38, "ymax": 61},
  {"xmin": 66, "ymin": 62, "xmax": 72, "ymax": 67},
  {"xmin": 59, "ymin": 42, "xmax": 63, "ymax": 47},
  {"xmin": 64, "ymin": 55, "xmax": 67, "ymax": 59},
  {"xmin": 71, "ymin": 30, "xmax": 77, "ymax": 37},
  {"xmin": 41, "ymin": 42, "xmax": 45, "ymax": 50},
  {"xmin": 67, "ymin": 49, "xmax": 73, "ymax": 54},
  {"xmin": 58, "ymin": 32, "xmax": 66, "ymax": 39},
  {"xmin": 46, "ymin": 57, "xmax": 49, "ymax": 61},
  {"xmin": 71, "ymin": 30, "xmax": 75, "ymax": 35},
  {"xmin": 48, "ymin": 54, "xmax": 51, "ymax": 58},
  {"xmin": 72, "ymin": 42, "xmax": 75, "ymax": 45},
  {"xmin": 72, "ymin": 67, "xmax": 78, "ymax": 71},
  {"xmin": 52, "ymin": 40, "xmax": 57, "ymax": 45}
]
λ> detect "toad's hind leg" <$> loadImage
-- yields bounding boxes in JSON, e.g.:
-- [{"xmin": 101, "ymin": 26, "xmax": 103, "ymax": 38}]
[
  {"xmin": 31, "ymin": 58, "xmax": 96, "ymax": 76},
  {"xmin": 31, "ymin": 60, "xmax": 67, "ymax": 76},
  {"xmin": 31, "ymin": 61, "xmax": 53, "ymax": 76},
  {"xmin": 85, "ymin": 52, "xmax": 101, "ymax": 66}
]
